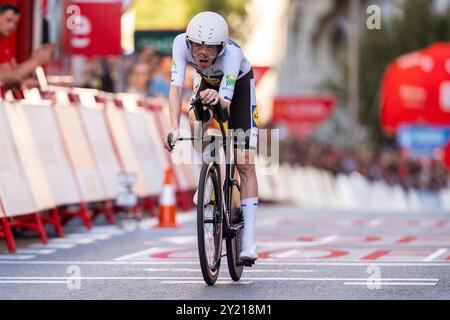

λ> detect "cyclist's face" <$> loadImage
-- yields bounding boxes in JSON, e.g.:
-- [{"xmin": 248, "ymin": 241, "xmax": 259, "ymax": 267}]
[{"xmin": 190, "ymin": 42, "xmax": 219, "ymax": 69}]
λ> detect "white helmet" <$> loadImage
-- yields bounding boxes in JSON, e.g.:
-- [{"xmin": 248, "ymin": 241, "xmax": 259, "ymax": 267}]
[{"xmin": 186, "ymin": 11, "xmax": 229, "ymax": 47}]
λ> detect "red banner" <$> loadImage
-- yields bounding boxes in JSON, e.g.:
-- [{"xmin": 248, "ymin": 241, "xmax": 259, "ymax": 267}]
[
  {"xmin": 272, "ymin": 96, "xmax": 335, "ymax": 137},
  {"xmin": 252, "ymin": 66, "xmax": 270, "ymax": 86},
  {"xmin": 273, "ymin": 96, "xmax": 335, "ymax": 122},
  {"xmin": 63, "ymin": 1, "xmax": 121, "ymax": 56},
  {"xmin": 380, "ymin": 42, "xmax": 450, "ymax": 134}
]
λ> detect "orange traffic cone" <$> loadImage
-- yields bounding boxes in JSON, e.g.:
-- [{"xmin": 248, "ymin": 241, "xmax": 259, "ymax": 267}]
[{"xmin": 156, "ymin": 168, "xmax": 178, "ymax": 228}]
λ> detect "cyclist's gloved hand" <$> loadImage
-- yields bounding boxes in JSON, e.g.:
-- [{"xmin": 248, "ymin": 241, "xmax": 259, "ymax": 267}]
[
  {"xmin": 164, "ymin": 128, "xmax": 180, "ymax": 152},
  {"xmin": 199, "ymin": 89, "xmax": 220, "ymax": 106}
]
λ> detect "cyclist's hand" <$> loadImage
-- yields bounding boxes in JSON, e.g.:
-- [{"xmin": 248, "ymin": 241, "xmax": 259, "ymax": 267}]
[
  {"xmin": 164, "ymin": 129, "xmax": 179, "ymax": 152},
  {"xmin": 199, "ymin": 89, "xmax": 219, "ymax": 106}
]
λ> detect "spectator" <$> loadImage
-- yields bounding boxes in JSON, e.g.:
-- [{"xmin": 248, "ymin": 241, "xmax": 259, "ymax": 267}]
[
  {"xmin": 148, "ymin": 54, "xmax": 171, "ymax": 98},
  {"xmin": 277, "ymin": 133, "xmax": 449, "ymax": 192},
  {"xmin": 126, "ymin": 61, "xmax": 151, "ymax": 99},
  {"xmin": 0, "ymin": 3, "xmax": 54, "ymax": 88},
  {"xmin": 81, "ymin": 58, "xmax": 115, "ymax": 92},
  {"xmin": 136, "ymin": 44, "xmax": 159, "ymax": 78}
]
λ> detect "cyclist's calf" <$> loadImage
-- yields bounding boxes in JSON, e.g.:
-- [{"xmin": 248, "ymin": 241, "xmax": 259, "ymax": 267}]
[{"xmin": 235, "ymin": 152, "xmax": 258, "ymax": 199}]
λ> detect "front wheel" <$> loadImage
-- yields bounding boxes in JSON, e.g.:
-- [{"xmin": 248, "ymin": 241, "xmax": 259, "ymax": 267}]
[
  {"xmin": 226, "ymin": 165, "xmax": 244, "ymax": 281},
  {"xmin": 197, "ymin": 162, "xmax": 223, "ymax": 285}
]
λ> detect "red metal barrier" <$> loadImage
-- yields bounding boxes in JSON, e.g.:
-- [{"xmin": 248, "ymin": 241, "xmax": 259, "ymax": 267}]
[
  {"xmin": 59, "ymin": 202, "xmax": 93, "ymax": 230},
  {"xmin": 0, "ymin": 216, "xmax": 16, "ymax": 253},
  {"xmin": 41, "ymin": 208, "xmax": 64, "ymax": 238},
  {"xmin": 0, "ymin": 213, "xmax": 48, "ymax": 253},
  {"xmin": 91, "ymin": 200, "xmax": 117, "ymax": 225}
]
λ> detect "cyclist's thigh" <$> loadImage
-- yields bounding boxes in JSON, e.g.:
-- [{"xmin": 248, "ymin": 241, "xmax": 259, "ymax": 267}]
[{"xmin": 228, "ymin": 69, "xmax": 258, "ymax": 151}]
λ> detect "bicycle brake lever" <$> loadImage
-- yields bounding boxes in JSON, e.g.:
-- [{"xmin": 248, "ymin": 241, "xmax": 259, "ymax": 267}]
[
  {"xmin": 190, "ymin": 96, "xmax": 202, "ymax": 107},
  {"xmin": 167, "ymin": 133, "xmax": 175, "ymax": 151}
]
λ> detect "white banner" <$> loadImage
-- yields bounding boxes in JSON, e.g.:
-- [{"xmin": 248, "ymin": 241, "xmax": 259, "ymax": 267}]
[
  {"xmin": 125, "ymin": 109, "xmax": 165, "ymax": 195},
  {"xmin": 79, "ymin": 104, "xmax": 122, "ymax": 199},
  {"xmin": 103, "ymin": 102, "xmax": 149, "ymax": 197},
  {"xmin": 54, "ymin": 104, "xmax": 106, "ymax": 202},
  {"xmin": 0, "ymin": 101, "xmax": 54, "ymax": 216},
  {"xmin": 22, "ymin": 102, "xmax": 81, "ymax": 206}
]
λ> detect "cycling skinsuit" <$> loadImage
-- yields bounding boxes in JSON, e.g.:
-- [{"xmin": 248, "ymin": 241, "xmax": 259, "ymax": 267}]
[{"xmin": 171, "ymin": 33, "xmax": 258, "ymax": 150}]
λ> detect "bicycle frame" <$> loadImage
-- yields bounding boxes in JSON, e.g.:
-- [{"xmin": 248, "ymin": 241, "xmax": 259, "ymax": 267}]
[{"xmin": 172, "ymin": 102, "xmax": 243, "ymax": 239}]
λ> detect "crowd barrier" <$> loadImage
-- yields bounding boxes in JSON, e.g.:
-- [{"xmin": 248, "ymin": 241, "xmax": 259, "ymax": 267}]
[
  {"xmin": 256, "ymin": 159, "xmax": 450, "ymax": 213},
  {"xmin": 3, "ymin": 86, "xmax": 448, "ymax": 253},
  {"xmin": 0, "ymin": 87, "xmax": 196, "ymax": 253}
]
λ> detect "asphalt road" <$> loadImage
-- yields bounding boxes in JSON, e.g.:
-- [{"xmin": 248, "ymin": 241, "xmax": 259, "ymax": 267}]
[{"xmin": 1, "ymin": 204, "xmax": 450, "ymax": 300}]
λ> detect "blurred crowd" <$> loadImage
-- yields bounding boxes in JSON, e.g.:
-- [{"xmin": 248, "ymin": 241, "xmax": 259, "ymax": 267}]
[
  {"xmin": 78, "ymin": 44, "xmax": 194, "ymax": 113},
  {"xmin": 279, "ymin": 136, "xmax": 449, "ymax": 192}
]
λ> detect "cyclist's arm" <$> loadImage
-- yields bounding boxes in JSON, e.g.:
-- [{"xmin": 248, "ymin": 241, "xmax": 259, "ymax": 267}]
[
  {"xmin": 168, "ymin": 84, "xmax": 183, "ymax": 130},
  {"xmin": 218, "ymin": 47, "xmax": 242, "ymax": 110},
  {"xmin": 168, "ymin": 34, "xmax": 190, "ymax": 130}
]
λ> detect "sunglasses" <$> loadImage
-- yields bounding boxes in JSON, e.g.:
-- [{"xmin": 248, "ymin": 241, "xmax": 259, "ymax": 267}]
[{"xmin": 190, "ymin": 42, "xmax": 219, "ymax": 53}]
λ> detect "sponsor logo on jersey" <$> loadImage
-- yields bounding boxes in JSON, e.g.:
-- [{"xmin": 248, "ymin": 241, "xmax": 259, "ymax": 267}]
[
  {"xmin": 251, "ymin": 105, "xmax": 259, "ymax": 128},
  {"xmin": 225, "ymin": 74, "xmax": 236, "ymax": 87},
  {"xmin": 171, "ymin": 60, "xmax": 178, "ymax": 75},
  {"xmin": 203, "ymin": 76, "xmax": 221, "ymax": 86}
]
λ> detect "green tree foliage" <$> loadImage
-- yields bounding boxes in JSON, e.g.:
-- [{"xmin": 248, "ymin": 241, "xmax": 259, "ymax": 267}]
[{"xmin": 134, "ymin": 0, "xmax": 248, "ymax": 41}]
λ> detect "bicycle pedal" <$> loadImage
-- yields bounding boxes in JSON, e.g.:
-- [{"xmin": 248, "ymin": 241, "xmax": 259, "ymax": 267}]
[{"xmin": 237, "ymin": 258, "xmax": 256, "ymax": 267}]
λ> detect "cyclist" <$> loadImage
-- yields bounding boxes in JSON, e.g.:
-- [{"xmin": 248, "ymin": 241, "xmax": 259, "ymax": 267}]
[{"xmin": 163, "ymin": 11, "xmax": 259, "ymax": 262}]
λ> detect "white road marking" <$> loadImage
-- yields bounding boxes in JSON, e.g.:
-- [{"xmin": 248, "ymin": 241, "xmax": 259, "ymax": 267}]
[
  {"xmin": 276, "ymin": 250, "xmax": 298, "ymax": 258},
  {"xmin": 0, "ymin": 280, "xmax": 67, "ymax": 284},
  {"xmin": 90, "ymin": 228, "xmax": 125, "ymax": 235},
  {"xmin": 73, "ymin": 239, "xmax": 96, "ymax": 245},
  {"xmin": 368, "ymin": 219, "xmax": 384, "ymax": 227},
  {"xmin": 143, "ymin": 268, "xmax": 201, "ymax": 272},
  {"xmin": 114, "ymin": 248, "xmax": 173, "ymax": 261},
  {"xmin": 0, "ymin": 260, "xmax": 450, "ymax": 266},
  {"xmin": 0, "ymin": 255, "xmax": 35, "ymax": 260},
  {"xmin": 422, "ymin": 248, "xmax": 448, "ymax": 262},
  {"xmin": 161, "ymin": 281, "xmax": 252, "ymax": 285},
  {"xmin": 160, "ymin": 236, "xmax": 197, "ymax": 245},
  {"xmin": 0, "ymin": 276, "xmax": 438, "ymax": 282},
  {"xmin": 344, "ymin": 282, "xmax": 437, "ymax": 286},
  {"xmin": 143, "ymin": 268, "xmax": 314, "ymax": 273},
  {"xmin": 16, "ymin": 249, "xmax": 56, "ymax": 255},
  {"xmin": 239, "ymin": 277, "xmax": 440, "ymax": 282},
  {"xmin": 65, "ymin": 233, "xmax": 112, "ymax": 240},
  {"xmin": 29, "ymin": 243, "xmax": 75, "ymax": 249},
  {"xmin": 320, "ymin": 235, "xmax": 339, "ymax": 243}
]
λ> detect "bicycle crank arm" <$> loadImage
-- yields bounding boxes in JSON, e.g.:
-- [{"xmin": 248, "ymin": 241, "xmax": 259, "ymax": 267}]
[
  {"xmin": 177, "ymin": 137, "xmax": 201, "ymax": 141},
  {"xmin": 237, "ymin": 259, "xmax": 256, "ymax": 267}
]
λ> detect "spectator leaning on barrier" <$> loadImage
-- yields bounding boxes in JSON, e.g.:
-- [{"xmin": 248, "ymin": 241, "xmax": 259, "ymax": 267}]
[{"xmin": 0, "ymin": 3, "xmax": 55, "ymax": 89}]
